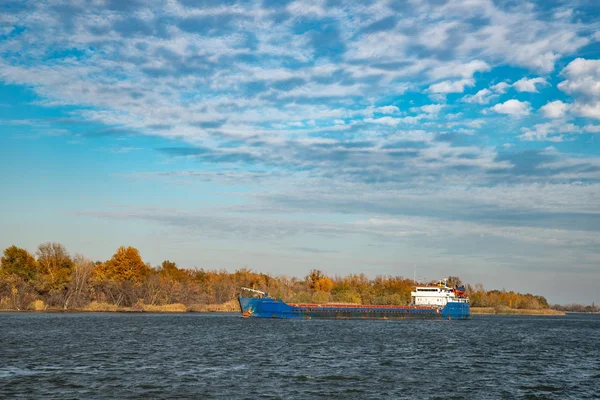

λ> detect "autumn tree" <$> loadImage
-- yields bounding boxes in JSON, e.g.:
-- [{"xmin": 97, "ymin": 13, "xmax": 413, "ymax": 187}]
[
  {"xmin": 91, "ymin": 247, "xmax": 152, "ymax": 307},
  {"xmin": 307, "ymin": 269, "xmax": 333, "ymax": 291},
  {"xmin": 0, "ymin": 243, "xmax": 557, "ymax": 311},
  {"xmin": 159, "ymin": 260, "xmax": 189, "ymax": 282},
  {"xmin": 1, "ymin": 246, "xmax": 40, "ymax": 282},
  {"xmin": 96, "ymin": 246, "xmax": 151, "ymax": 283},
  {"xmin": 308, "ymin": 269, "xmax": 324, "ymax": 288},
  {"xmin": 447, "ymin": 276, "xmax": 463, "ymax": 287},
  {"xmin": 148, "ymin": 260, "xmax": 191, "ymax": 305},
  {"xmin": 0, "ymin": 246, "xmax": 40, "ymax": 309},
  {"xmin": 36, "ymin": 242, "xmax": 74, "ymax": 296}
]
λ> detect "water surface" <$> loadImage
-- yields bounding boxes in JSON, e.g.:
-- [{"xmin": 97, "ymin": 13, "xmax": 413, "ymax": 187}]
[{"xmin": 1, "ymin": 312, "xmax": 599, "ymax": 399}]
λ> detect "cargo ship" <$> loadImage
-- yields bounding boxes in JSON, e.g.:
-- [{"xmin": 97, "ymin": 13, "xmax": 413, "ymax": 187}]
[{"xmin": 238, "ymin": 281, "xmax": 470, "ymax": 320}]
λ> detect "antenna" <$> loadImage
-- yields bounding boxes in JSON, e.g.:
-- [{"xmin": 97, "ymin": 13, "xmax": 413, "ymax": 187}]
[{"xmin": 413, "ymin": 264, "xmax": 416, "ymax": 285}]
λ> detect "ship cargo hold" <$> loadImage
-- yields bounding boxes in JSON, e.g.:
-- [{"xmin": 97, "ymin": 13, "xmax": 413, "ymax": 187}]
[{"xmin": 238, "ymin": 282, "xmax": 470, "ymax": 320}]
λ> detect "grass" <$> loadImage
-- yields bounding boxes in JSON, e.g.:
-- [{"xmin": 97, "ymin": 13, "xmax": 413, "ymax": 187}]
[
  {"xmin": 84, "ymin": 301, "xmax": 120, "ymax": 312},
  {"xmin": 1, "ymin": 299, "xmax": 241, "ymax": 313},
  {"xmin": 187, "ymin": 300, "xmax": 240, "ymax": 313},
  {"xmin": 138, "ymin": 303, "xmax": 187, "ymax": 313}
]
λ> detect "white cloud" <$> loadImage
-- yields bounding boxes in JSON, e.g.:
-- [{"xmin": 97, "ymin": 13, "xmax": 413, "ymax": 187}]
[
  {"xmin": 364, "ymin": 116, "xmax": 401, "ymax": 126},
  {"xmin": 278, "ymin": 83, "xmax": 367, "ymax": 99},
  {"xmin": 519, "ymin": 121, "xmax": 581, "ymax": 141},
  {"xmin": 345, "ymin": 31, "xmax": 409, "ymax": 61},
  {"xmin": 491, "ymin": 82, "xmax": 511, "ymax": 94},
  {"xmin": 540, "ymin": 100, "xmax": 570, "ymax": 119},
  {"xmin": 558, "ymin": 58, "xmax": 600, "ymax": 119},
  {"xmin": 558, "ymin": 58, "xmax": 600, "ymax": 97},
  {"xmin": 572, "ymin": 102, "xmax": 600, "ymax": 120},
  {"xmin": 286, "ymin": 0, "xmax": 327, "ymax": 17},
  {"xmin": 519, "ymin": 124, "xmax": 563, "ymax": 142},
  {"xmin": 584, "ymin": 125, "xmax": 600, "ymax": 133},
  {"xmin": 554, "ymin": 8, "xmax": 574, "ymax": 20},
  {"xmin": 1, "ymin": 0, "xmax": 600, "ymax": 292},
  {"xmin": 557, "ymin": 123, "xmax": 581, "ymax": 133},
  {"xmin": 513, "ymin": 77, "xmax": 548, "ymax": 93},
  {"xmin": 375, "ymin": 105, "xmax": 399, "ymax": 114},
  {"xmin": 465, "ymin": 119, "xmax": 485, "ymax": 128},
  {"xmin": 365, "ymin": 114, "xmax": 429, "ymax": 125},
  {"xmin": 490, "ymin": 99, "xmax": 531, "ymax": 116},
  {"xmin": 428, "ymin": 60, "xmax": 490, "ymax": 80},
  {"xmin": 463, "ymin": 88, "xmax": 496, "ymax": 104},
  {"xmin": 419, "ymin": 104, "xmax": 445, "ymax": 114},
  {"xmin": 427, "ymin": 79, "xmax": 474, "ymax": 93},
  {"xmin": 463, "ymin": 81, "xmax": 512, "ymax": 104}
]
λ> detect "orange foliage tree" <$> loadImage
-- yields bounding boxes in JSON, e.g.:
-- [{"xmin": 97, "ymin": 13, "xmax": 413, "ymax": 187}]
[
  {"xmin": 96, "ymin": 246, "xmax": 152, "ymax": 283},
  {"xmin": 0, "ymin": 242, "xmax": 556, "ymax": 311}
]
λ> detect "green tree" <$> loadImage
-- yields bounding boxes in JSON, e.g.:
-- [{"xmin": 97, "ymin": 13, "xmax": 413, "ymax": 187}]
[{"xmin": 0, "ymin": 246, "xmax": 40, "ymax": 282}]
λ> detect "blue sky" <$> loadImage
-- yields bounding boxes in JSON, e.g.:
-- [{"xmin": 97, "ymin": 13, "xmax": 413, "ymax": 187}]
[{"xmin": 1, "ymin": 0, "xmax": 600, "ymax": 304}]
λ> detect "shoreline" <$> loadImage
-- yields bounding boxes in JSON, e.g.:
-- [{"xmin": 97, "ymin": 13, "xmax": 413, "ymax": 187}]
[
  {"xmin": 0, "ymin": 309, "xmax": 239, "ymax": 313},
  {"xmin": 0, "ymin": 300, "xmax": 241, "ymax": 314},
  {"xmin": 0, "ymin": 305, "xmax": 571, "ymax": 316},
  {"xmin": 471, "ymin": 307, "xmax": 565, "ymax": 316}
]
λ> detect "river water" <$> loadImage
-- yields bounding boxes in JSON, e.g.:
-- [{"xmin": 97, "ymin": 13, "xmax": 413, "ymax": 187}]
[{"xmin": 0, "ymin": 312, "xmax": 598, "ymax": 399}]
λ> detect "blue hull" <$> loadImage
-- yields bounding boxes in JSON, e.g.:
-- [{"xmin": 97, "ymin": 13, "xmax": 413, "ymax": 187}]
[{"xmin": 238, "ymin": 297, "xmax": 470, "ymax": 320}]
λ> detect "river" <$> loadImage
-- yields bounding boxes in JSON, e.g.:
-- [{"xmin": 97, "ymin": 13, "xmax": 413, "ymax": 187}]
[{"xmin": 1, "ymin": 312, "xmax": 598, "ymax": 399}]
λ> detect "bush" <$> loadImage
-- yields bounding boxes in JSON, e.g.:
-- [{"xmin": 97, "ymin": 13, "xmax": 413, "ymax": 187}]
[
  {"xmin": 332, "ymin": 290, "xmax": 362, "ymax": 304},
  {"xmin": 374, "ymin": 294, "xmax": 407, "ymax": 305},
  {"xmin": 287, "ymin": 291, "xmax": 312, "ymax": 303},
  {"xmin": 30, "ymin": 299, "xmax": 47, "ymax": 311},
  {"xmin": 311, "ymin": 290, "xmax": 331, "ymax": 304}
]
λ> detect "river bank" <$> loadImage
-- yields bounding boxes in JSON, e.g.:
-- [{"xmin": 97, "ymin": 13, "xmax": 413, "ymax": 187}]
[
  {"xmin": 471, "ymin": 307, "xmax": 565, "ymax": 316},
  {"xmin": 2, "ymin": 302, "xmax": 566, "ymax": 316},
  {"xmin": 0, "ymin": 300, "xmax": 240, "ymax": 313}
]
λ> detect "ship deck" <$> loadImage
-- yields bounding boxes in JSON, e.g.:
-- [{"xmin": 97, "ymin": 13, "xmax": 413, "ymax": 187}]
[{"xmin": 289, "ymin": 303, "xmax": 439, "ymax": 310}]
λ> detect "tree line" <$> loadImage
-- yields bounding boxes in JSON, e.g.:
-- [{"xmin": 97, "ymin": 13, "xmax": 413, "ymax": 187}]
[
  {"xmin": 550, "ymin": 303, "xmax": 600, "ymax": 313},
  {"xmin": 0, "ymin": 243, "xmax": 561, "ymax": 311}
]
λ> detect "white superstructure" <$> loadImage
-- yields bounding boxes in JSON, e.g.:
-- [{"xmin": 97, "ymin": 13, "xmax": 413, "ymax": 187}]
[{"xmin": 411, "ymin": 281, "xmax": 469, "ymax": 307}]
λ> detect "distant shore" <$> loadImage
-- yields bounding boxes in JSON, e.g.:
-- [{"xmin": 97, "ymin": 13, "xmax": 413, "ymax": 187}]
[
  {"xmin": 471, "ymin": 307, "xmax": 565, "ymax": 316},
  {"xmin": 1, "ymin": 303, "xmax": 568, "ymax": 316},
  {"xmin": 0, "ymin": 301, "xmax": 241, "ymax": 314}
]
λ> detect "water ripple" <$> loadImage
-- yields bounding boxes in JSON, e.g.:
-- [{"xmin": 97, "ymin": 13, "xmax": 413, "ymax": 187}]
[{"xmin": 0, "ymin": 313, "xmax": 599, "ymax": 399}]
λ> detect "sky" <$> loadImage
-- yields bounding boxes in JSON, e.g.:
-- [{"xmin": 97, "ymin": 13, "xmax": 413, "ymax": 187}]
[{"xmin": 1, "ymin": 0, "xmax": 599, "ymax": 304}]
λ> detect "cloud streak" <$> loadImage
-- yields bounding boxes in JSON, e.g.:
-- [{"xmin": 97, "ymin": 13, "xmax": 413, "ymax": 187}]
[{"xmin": 1, "ymin": 0, "xmax": 600, "ymax": 298}]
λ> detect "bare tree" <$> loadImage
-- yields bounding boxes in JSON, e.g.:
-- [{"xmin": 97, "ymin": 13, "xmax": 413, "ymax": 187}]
[
  {"xmin": 64, "ymin": 254, "xmax": 93, "ymax": 309},
  {"xmin": 36, "ymin": 242, "xmax": 73, "ymax": 299}
]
